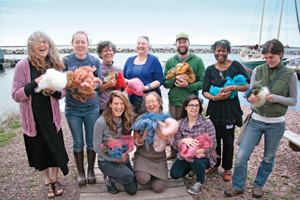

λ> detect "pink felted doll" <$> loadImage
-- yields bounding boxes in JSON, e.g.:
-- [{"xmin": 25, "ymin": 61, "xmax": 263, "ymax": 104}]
[{"xmin": 179, "ymin": 133, "xmax": 213, "ymax": 162}]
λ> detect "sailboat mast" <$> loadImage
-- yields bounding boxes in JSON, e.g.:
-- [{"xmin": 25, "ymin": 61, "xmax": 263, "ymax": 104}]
[
  {"xmin": 259, "ymin": 0, "xmax": 265, "ymax": 47},
  {"xmin": 295, "ymin": 0, "xmax": 300, "ymax": 36},
  {"xmin": 277, "ymin": 0, "xmax": 284, "ymax": 39}
]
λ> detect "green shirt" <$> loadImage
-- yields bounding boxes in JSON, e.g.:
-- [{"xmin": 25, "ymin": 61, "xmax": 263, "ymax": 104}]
[{"xmin": 163, "ymin": 53, "xmax": 205, "ymax": 106}]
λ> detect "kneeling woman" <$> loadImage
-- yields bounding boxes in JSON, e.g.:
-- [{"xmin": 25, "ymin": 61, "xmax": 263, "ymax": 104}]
[
  {"xmin": 170, "ymin": 94, "xmax": 217, "ymax": 194},
  {"xmin": 93, "ymin": 91, "xmax": 137, "ymax": 195}
]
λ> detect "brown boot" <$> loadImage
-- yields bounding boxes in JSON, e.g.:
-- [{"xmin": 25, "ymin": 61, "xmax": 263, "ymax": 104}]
[
  {"xmin": 73, "ymin": 151, "xmax": 86, "ymax": 186},
  {"xmin": 87, "ymin": 149, "xmax": 96, "ymax": 184}
]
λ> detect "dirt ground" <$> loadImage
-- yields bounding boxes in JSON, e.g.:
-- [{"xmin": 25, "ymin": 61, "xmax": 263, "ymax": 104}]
[{"xmin": 0, "ymin": 107, "xmax": 299, "ymax": 200}]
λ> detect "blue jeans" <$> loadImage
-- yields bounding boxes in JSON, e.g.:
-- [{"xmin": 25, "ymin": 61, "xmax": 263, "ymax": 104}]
[
  {"xmin": 98, "ymin": 160, "xmax": 137, "ymax": 195},
  {"xmin": 170, "ymin": 157, "xmax": 210, "ymax": 184},
  {"xmin": 65, "ymin": 104, "xmax": 99, "ymax": 152},
  {"xmin": 232, "ymin": 118, "xmax": 285, "ymax": 190}
]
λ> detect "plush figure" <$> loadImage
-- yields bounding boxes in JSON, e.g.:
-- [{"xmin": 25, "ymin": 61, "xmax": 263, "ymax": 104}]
[
  {"xmin": 165, "ymin": 62, "xmax": 195, "ymax": 83},
  {"xmin": 103, "ymin": 71, "xmax": 127, "ymax": 90},
  {"xmin": 153, "ymin": 118, "xmax": 179, "ymax": 152},
  {"xmin": 35, "ymin": 68, "xmax": 68, "ymax": 93},
  {"xmin": 243, "ymin": 81, "xmax": 270, "ymax": 111},
  {"xmin": 126, "ymin": 78, "xmax": 144, "ymax": 96},
  {"xmin": 209, "ymin": 74, "xmax": 248, "ymax": 98},
  {"xmin": 66, "ymin": 66, "xmax": 102, "ymax": 102},
  {"xmin": 131, "ymin": 112, "xmax": 172, "ymax": 151},
  {"xmin": 100, "ymin": 135, "xmax": 134, "ymax": 160},
  {"xmin": 179, "ymin": 133, "xmax": 214, "ymax": 162}
]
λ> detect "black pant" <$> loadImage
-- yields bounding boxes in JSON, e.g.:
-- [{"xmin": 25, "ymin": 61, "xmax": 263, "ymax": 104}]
[{"xmin": 214, "ymin": 124, "xmax": 235, "ymax": 170}]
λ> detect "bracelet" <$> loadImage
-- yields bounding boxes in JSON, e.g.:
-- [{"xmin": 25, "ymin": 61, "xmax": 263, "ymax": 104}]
[
  {"xmin": 212, "ymin": 96, "xmax": 215, "ymax": 101},
  {"xmin": 233, "ymin": 85, "xmax": 236, "ymax": 91},
  {"xmin": 146, "ymin": 83, "xmax": 152, "ymax": 91},
  {"xmin": 135, "ymin": 137, "xmax": 143, "ymax": 146}
]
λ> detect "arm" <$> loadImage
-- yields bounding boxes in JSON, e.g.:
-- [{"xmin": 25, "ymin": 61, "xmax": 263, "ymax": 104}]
[
  {"xmin": 204, "ymin": 119, "xmax": 217, "ymax": 155},
  {"xmin": 163, "ymin": 59, "xmax": 177, "ymax": 89},
  {"xmin": 12, "ymin": 61, "xmax": 31, "ymax": 102},
  {"xmin": 93, "ymin": 117, "xmax": 113, "ymax": 161},
  {"xmin": 268, "ymin": 72, "xmax": 298, "ymax": 106},
  {"xmin": 186, "ymin": 59, "xmax": 205, "ymax": 92}
]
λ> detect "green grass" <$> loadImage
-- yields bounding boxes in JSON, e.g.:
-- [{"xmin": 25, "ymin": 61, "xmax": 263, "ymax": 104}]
[
  {"xmin": 268, "ymin": 179, "xmax": 277, "ymax": 186},
  {"xmin": 9, "ymin": 120, "xmax": 21, "ymax": 129},
  {"xmin": 0, "ymin": 132, "xmax": 16, "ymax": 147},
  {"xmin": 0, "ymin": 128, "xmax": 4, "ymax": 133},
  {"xmin": 26, "ymin": 183, "xmax": 35, "ymax": 188},
  {"xmin": 290, "ymin": 186, "xmax": 297, "ymax": 194}
]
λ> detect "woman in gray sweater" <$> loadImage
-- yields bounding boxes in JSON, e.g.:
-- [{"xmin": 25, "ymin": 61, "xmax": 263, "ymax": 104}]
[{"xmin": 93, "ymin": 91, "xmax": 137, "ymax": 195}]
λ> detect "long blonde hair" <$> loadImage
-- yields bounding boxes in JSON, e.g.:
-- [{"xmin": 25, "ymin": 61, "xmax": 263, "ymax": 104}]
[
  {"xmin": 27, "ymin": 31, "xmax": 64, "ymax": 73},
  {"xmin": 102, "ymin": 91, "xmax": 134, "ymax": 135}
]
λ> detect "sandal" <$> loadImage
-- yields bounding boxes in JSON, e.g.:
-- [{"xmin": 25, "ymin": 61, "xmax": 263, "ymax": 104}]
[
  {"xmin": 44, "ymin": 183, "xmax": 55, "ymax": 198},
  {"xmin": 52, "ymin": 181, "xmax": 64, "ymax": 196}
]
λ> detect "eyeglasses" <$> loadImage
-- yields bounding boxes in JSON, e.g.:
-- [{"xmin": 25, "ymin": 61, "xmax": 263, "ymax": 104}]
[
  {"xmin": 33, "ymin": 40, "xmax": 48, "ymax": 45},
  {"xmin": 187, "ymin": 104, "xmax": 200, "ymax": 109},
  {"xmin": 145, "ymin": 100, "xmax": 158, "ymax": 105}
]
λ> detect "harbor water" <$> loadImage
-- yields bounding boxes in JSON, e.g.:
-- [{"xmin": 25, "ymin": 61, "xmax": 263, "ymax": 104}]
[{"xmin": 1, "ymin": 51, "xmax": 300, "ymax": 122}]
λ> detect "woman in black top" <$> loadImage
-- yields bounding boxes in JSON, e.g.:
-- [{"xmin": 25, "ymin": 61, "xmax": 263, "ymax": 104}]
[{"xmin": 202, "ymin": 39, "xmax": 250, "ymax": 181}]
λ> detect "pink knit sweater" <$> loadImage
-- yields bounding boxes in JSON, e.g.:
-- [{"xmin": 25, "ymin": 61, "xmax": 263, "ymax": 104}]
[{"xmin": 11, "ymin": 58, "xmax": 66, "ymax": 137}]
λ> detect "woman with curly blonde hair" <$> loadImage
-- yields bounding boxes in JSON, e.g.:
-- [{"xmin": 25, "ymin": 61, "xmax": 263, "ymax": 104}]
[
  {"xmin": 93, "ymin": 91, "xmax": 137, "ymax": 195},
  {"xmin": 12, "ymin": 31, "xmax": 69, "ymax": 198}
]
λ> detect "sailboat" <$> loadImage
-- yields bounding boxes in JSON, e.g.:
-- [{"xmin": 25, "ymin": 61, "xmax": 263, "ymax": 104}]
[{"xmin": 240, "ymin": 0, "xmax": 294, "ymax": 75}]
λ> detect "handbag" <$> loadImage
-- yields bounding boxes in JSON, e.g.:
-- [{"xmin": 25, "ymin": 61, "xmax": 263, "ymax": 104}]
[
  {"xmin": 236, "ymin": 67, "xmax": 288, "ymax": 146},
  {"xmin": 236, "ymin": 112, "xmax": 252, "ymax": 145}
]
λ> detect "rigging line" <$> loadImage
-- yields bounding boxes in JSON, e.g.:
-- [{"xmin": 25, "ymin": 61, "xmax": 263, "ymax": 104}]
[
  {"xmin": 295, "ymin": 0, "xmax": 300, "ymax": 36},
  {"xmin": 277, "ymin": 0, "xmax": 284, "ymax": 39}
]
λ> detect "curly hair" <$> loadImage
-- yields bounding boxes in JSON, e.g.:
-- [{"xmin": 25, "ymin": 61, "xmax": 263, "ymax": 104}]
[
  {"xmin": 27, "ymin": 31, "xmax": 64, "ymax": 73},
  {"xmin": 179, "ymin": 94, "xmax": 203, "ymax": 120},
  {"xmin": 211, "ymin": 39, "xmax": 231, "ymax": 53},
  {"xmin": 102, "ymin": 91, "xmax": 134, "ymax": 135},
  {"xmin": 96, "ymin": 40, "xmax": 117, "ymax": 59}
]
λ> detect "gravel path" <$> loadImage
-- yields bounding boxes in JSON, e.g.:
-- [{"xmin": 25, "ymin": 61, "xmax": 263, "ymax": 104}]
[{"xmin": 0, "ymin": 107, "xmax": 299, "ymax": 199}]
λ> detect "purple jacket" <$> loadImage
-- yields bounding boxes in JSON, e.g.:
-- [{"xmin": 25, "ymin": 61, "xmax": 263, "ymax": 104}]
[{"xmin": 12, "ymin": 58, "xmax": 66, "ymax": 137}]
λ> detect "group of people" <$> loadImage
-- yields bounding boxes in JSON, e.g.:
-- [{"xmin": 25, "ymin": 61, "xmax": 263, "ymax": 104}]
[{"xmin": 12, "ymin": 30, "xmax": 297, "ymax": 199}]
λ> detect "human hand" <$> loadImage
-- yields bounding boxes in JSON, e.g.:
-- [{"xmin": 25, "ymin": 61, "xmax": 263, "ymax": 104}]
[
  {"xmin": 43, "ymin": 88, "xmax": 55, "ymax": 94},
  {"xmin": 107, "ymin": 78, "xmax": 117, "ymax": 88},
  {"xmin": 181, "ymin": 138, "xmax": 198, "ymax": 147},
  {"xmin": 115, "ymin": 153, "xmax": 128, "ymax": 163},
  {"xmin": 35, "ymin": 75, "xmax": 43, "ymax": 84},
  {"xmin": 156, "ymin": 129, "xmax": 169, "ymax": 142},
  {"xmin": 248, "ymin": 93, "xmax": 261, "ymax": 103},
  {"xmin": 266, "ymin": 94, "xmax": 274, "ymax": 102},
  {"xmin": 216, "ymin": 88, "xmax": 231, "ymax": 100},
  {"xmin": 176, "ymin": 74, "xmax": 189, "ymax": 80},
  {"xmin": 174, "ymin": 79, "xmax": 189, "ymax": 88},
  {"xmin": 223, "ymin": 85, "xmax": 234, "ymax": 93}
]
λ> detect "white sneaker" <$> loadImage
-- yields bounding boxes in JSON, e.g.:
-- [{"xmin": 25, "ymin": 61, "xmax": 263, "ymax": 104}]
[{"xmin": 188, "ymin": 182, "xmax": 202, "ymax": 194}]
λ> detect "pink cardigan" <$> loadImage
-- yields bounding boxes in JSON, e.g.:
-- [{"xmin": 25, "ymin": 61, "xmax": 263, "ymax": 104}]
[{"xmin": 11, "ymin": 58, "xmax": 66, "ymax": 137}]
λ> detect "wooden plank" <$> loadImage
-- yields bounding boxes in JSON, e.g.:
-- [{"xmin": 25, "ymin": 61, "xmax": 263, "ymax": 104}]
[
  {"xmin": 80, "ymin": 187, "xmax": 192, "ymax": 200},
  {"xmin": 283, "ymin": 130, "xmax": 300, "ymax": 146},
  {"xmin": 81, "ymin": 178, "xmax": 185, "ymax": 193}
]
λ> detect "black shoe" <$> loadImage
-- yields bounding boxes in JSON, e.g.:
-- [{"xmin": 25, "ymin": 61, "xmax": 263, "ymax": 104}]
[{"xmin": 103, "ymin": 175, "xmax": 119, "ymax": 194}]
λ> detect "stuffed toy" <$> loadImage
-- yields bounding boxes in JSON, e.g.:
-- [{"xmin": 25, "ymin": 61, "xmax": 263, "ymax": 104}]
[
  {"xmin": 243, "ymin": 81, "xmax": 270, "ymax": 111},
  {"xmin": 66, "ymin": 66, "xmax": 102, "ymax": 102},
  {"xmin": 131, "ymin": 112, "xmax": 174, "ymax": 151},
  {"xmin": 153, "ymin": 117, "xmax": 179, "ymax": 152},
  {"xmin": 179, "ymin": 133, "xmax": 215, "ymax": 162},
  {"xmin": 209, "ymin": 74, "xmax": 247, "ymax": 98},
  {"xmin": 103, "ymin": 71, "xmax": 127, "ymax": 90},
  {"xmin": 100, "ymin": 135, "xmax": 134, "ymax": 160},
  {"xmin": 126, "ymin": 78, "xmax": 144, "ymax": 96},
  {"xmin": 166, "ymin": 62, "xmax": 195, "ymax": 83},
  {"xmin": 35, "ymin": 68, "xmax": 68, "ymax": 93}
]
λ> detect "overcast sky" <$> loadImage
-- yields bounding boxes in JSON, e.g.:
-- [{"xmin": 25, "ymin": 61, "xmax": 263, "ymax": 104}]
[{"xmin": 0, "ymin": 0, "xmax": 299, "ymax": 47}]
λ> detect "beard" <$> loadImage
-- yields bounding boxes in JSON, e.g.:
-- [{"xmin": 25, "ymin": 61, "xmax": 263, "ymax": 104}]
[{"xmin": 177, "ymin": 46, "xmax": 189, "ymax": 55}]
